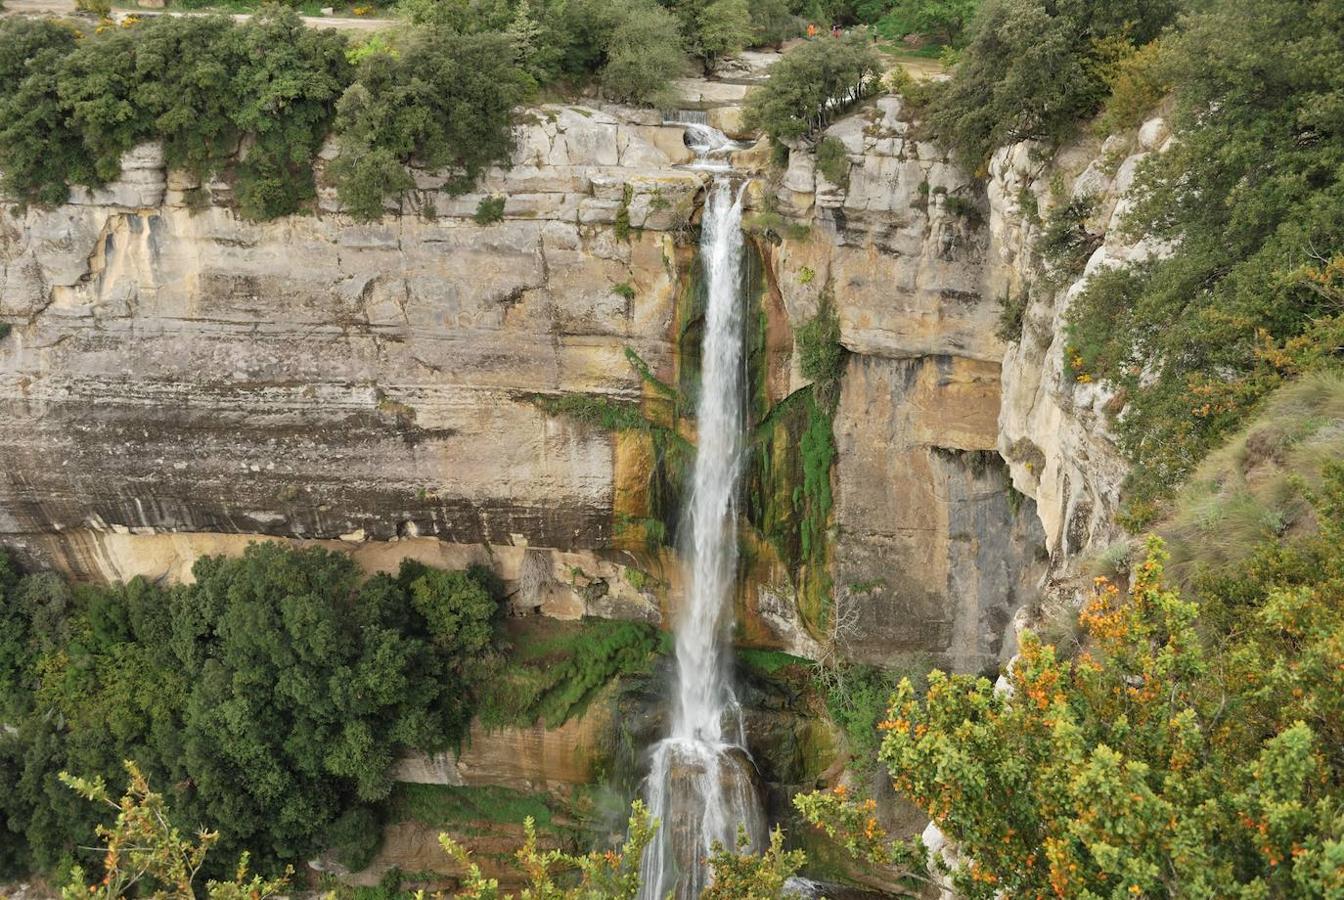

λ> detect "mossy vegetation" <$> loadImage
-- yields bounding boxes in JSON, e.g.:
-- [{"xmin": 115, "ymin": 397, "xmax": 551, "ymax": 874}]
[
  {"xmin": 387, "ymin": 782, "xmax": 558, "ymax": 832},
  {"xmin": 476, "ymin": 618, "xmax": 662, "ymax": 731},
  {"xmin": 745, "ymin": 285, "xmax": 844, "ymax": 640}
]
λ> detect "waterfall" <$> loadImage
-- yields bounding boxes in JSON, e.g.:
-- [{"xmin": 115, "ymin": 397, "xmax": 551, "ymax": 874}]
[{"xmin": 638, "ymin": 178, "xmax": 766, "ymax": 899}]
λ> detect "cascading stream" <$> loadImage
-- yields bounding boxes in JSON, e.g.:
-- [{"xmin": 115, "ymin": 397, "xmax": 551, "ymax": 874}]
[{"xmin": 638, "ymin": 176, "xmax": 766, "ymax": 899}]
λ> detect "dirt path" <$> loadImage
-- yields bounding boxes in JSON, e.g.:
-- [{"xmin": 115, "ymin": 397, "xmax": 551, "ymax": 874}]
[{"xmin": 1, "ymin": 0, "xmax": 391, "ymax": 31}]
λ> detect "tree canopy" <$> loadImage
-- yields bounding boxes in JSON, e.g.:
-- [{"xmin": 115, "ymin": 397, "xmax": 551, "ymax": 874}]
[{"xmin": 0, "ymin": 543, "xmax": 503, "ymax": 878}]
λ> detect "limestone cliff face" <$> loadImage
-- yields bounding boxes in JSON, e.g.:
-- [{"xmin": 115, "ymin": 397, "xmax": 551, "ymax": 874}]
[
  {"xmin": 773, "ymin": 96, "xmax": 1044, "ymax": 673},
  {"xmin": 0, "ymin": 107, "xmax": 699, "ymax": 596},
  {"xmin": 0, "ymin": 88, "xmax": 1158, "ymax": 676},
  {"xmin": 988, "ymin": 117, "xmax": 1172, "ymax": 565}
]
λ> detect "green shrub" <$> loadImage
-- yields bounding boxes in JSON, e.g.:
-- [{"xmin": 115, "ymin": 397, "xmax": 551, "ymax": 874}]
[
  {"xmin": 1095, "ymin": 38, "xmax": 1170, "ymax": 134},
  {"xmin": 743, "ymin": 36, "xmax": 882, "ymax": 144},
  {"xmin": 995, "ymin": 286, "xmax": 1030, "ymax": 343},
  {"xmin": 796, "ymin": 300, "xmax": 844, "ymax": 384},
  {"xmin": 1036, "ymin": 194, "xmax": 1099, "ymax": 283},
  {"xmin": 612, "ymin": 281, "xmax": 636, "ymax": 301},
  {"xmin": 814, "ymin": 136, "xmax": 850, "ymax": 189},
  {"xmin": 473, "ymin": 195, "xmax": 506, "ymax": 225}
]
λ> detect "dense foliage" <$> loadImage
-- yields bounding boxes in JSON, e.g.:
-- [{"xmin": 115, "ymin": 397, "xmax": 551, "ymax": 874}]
[
  {"xmin": 332, "ymin": 29, "xmax": 531, "ymax": 218},
  {"xmin": 0, "ymin": 11, "xmax": 350, "ymax": 217},
  {"xmin": 1063, "ymin": 0, "xmax": 1344, "ymax": 524},
  {"xmin": 742, "ymin": 36, "xmax": 882, "ymax": 144},
  {"xmin": 0, "ymin": 0, "xmax": 806, "ymax": 219},
  {"xmin": 925, "ymin": 0, "xmax": 1178, "ymax": 169},
  {"xmin": 801, "ymin": 465, "xmax": 1344, "ymax": 898},
  {"xmin": 0, "ymin": 544, "xmax": 502, "ymax": 879}
]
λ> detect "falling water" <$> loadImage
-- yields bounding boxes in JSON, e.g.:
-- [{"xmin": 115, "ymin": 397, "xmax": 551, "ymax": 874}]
[{"xmin": 638, "ymin": 178, "xmax": 766, "ymax": 898}]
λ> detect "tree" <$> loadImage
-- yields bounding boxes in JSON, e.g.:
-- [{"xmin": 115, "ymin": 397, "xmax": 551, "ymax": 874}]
[
  {"xmin": 874, "ymin": 0, "xmax": 980, "ymax": 45},
  {"xmin": 600, "ymin": 1, "xmax": 686, "ymax": 108},
  {"xmin": 1064, "ymin": 0, "xmax": 1344, "ymax": 524},
  {"xmin": 925, "ymin": 0, "xmax": 1179, "ymax": 168},
  {"xmin": 226, "ymin": 7, "xmax": 352, "ymax": 220},
  {"xmin": 0, "ymin": 19, "xmax": 91, "ymax": 205},
  {"xmin": 748, "ymin": 0, "xmax": 797, "ymax": 49},
  {"xmin": 331, "ymin": 27, "xmax": 531, "ymax": 220},
  {"xmin": 742, "ymin": 36, "xmax": 882, "ymax": 143},
  {"xmin": 682, "ymin": 0, "xmax": 753, "ymax": 72}
]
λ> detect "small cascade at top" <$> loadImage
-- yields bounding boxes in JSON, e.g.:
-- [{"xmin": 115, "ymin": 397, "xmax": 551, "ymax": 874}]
[{"xmin": 665, "ymin": 111, "xmax": 753, "ymax": 172}]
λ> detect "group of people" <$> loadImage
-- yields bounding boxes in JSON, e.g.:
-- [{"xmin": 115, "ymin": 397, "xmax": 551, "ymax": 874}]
[{"xmin": 806, "ymin": 21, "xmax": 846, "ymax": 39}]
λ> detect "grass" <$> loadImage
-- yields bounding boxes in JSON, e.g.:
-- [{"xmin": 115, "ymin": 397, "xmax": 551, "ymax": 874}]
[
  {"xmin": 475, "ymin": 618, "xmax": 662, "ymax": 730},
  {"xmin": 1161, "ymin": 371, "xmax": 1344, "ymax": 585},
  {"xmin": 738, "ymin": 648, "xmax": 813, "ymax": 675},
  {"xmin": 387, "ymin": 783, "xmax": 556, "ymax": 830}
]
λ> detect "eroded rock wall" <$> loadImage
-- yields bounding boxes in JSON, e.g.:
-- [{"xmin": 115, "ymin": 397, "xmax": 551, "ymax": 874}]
[
  {"xmin": 772, "ymin": 96, "xmax": 1045, "ymax": 673},
  {"xmin": 0, "ymin": 89, "xmax": 1161, "ymax": 675},
  {"xmin": 0, "ymin": 107, "xmax": 700, "ymax": 587}
]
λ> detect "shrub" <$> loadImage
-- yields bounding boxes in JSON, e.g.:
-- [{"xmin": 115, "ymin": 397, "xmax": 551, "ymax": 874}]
[
  {"xmin": 814, "ymin": 136, "xmax": 850, "ymax": 189},
  {"xmin": 1095, "ymin": 38, "xmax": 1170, "ymax": 134},
  {"xmin": 994, "ymin": 286, "xmax": 1029, "ymax": 343},
  {"xmin": 324, "ymin": 806, "xmax": 383, "ymax": 872},
  {"xmin": 612, "ymin": 281, "xmax": 636, "ymax": 301},
  {"xmin": 796, "ymin": 299, "xmax": 844, "ymax": 384},
  {"xmin": 473, "ymin": 195, "xmax": 506, "ymax": 225},
  {"xmin": 1036, "ymin": 193, "xmax": 1099, "ymax": 282}
]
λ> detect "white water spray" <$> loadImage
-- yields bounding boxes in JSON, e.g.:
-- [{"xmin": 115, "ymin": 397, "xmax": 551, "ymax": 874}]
[{"xmin": 638, "ymin": 177, "xmax": 766, "ymax": 898}]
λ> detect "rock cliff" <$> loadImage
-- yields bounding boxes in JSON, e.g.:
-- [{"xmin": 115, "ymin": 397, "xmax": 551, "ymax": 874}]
[{"xmin": 0, "ymin": 87, "xmax": 1161, "ymax": 676}]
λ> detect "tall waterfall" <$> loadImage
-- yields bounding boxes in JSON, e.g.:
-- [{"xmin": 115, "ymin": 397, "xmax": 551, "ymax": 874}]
[{"xmin": 639, "ymin": 177, "xmax": 766, "ymax": 899}]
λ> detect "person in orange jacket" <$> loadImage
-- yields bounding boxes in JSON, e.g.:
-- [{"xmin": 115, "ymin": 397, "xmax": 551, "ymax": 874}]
[{"xmin": 807, "ymin": 22, "xmax": 817, "ymax": 39}]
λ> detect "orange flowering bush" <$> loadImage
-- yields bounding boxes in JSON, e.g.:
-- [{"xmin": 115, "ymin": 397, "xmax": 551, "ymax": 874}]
[{"xmin": 801, "ymin": 465, "xmax": 1344, "ymax": 899}]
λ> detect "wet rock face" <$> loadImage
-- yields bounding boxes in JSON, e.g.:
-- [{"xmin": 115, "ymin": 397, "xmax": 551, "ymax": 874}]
[{"xmin": 774, "ymin": 98, "xmax": 1048, "ymax": 672}]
